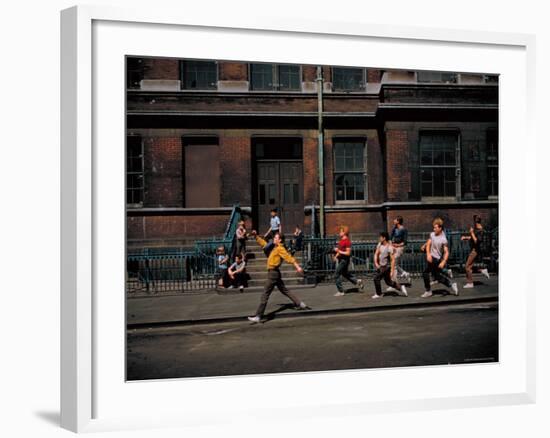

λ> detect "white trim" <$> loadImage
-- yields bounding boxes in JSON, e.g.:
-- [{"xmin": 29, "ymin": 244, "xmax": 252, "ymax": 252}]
[{"xmin": 60, "ymin": 4, "xmax": 535, "ymax": 432}]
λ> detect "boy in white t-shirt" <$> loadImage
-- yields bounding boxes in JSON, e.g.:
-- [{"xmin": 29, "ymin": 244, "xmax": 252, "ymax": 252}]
[
  {"xmin": 372, "ymin": 232, "xmax": 407, "ymax": 299},
  {"xmin": 421, "ymin": 218, "xmax": 458, "ymax": 298}
]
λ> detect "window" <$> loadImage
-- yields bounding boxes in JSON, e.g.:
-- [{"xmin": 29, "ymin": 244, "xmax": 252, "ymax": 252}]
[
  {"xmin": 332, "ymin": 67, "xmax": 366, "ymax": 92},
  {"xmin": 183, "ymin": 137, "xmax": 220, "ymax": 207},
  {"xmin": 417, "ymin": 71, "xmax": 458, "ymax": 83},
  {"xmin": 333, "ymin": 140, "xmax": 366, "ymax": 201},
  {"xmin": 181, "ymin": 60, "xmax": 217, "ymax": 90},
  {"xmin": 126, "ymin": 135, "xmax": 144, "ymax": 206},
  {"xmin": 126, "ymin": 57, "xmax": 144, "ymax": 89},
  {"xmin": 484, "ymin": 74, "xmax": 499, "ymax": 84},
  {"xmin": 250, "ymin": 63, "xmax": 301, "ymax": 91},
  {"xmin": 487, "ymin": 129, "xmax": 498, "ymax": 197},
  {"xmin": 420, "ymin": 132, "xmax": 458, "ymax": 198}
]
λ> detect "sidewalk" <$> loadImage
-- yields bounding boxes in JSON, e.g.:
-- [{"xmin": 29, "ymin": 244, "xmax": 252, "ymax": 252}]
[{"xmin": 127, "ymin": 275, "xmax": 498, "ymax": 327}]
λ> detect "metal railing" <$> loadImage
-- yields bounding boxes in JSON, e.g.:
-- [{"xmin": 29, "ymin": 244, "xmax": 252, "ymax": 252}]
[
  {"xmin": 127, "ymin": 222, "xmax": 498, "ymax": 295},
  {"xmin": 300, "ymin": 228, "xmax": 498, "ymax": 282},
  {"xmin": 126, "ymin": 205, "xmax": 242, "ymax": 295}
]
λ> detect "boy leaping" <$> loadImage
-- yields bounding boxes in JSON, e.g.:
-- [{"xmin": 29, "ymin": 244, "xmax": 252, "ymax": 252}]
[{"xmin": 247, "ymin": 230, "xmax": 307, "ymax": 323}]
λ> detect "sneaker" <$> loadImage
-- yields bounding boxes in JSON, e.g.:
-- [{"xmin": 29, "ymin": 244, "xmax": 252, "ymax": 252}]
[
  {"xmin": 451, "ymin": 283, "xmax": 459, "ymax": 296},
  {"xmin": 357, "ymin": 279, "xmax": 365, "ymax": 291},
  {"xmin": 371, "ymin": 293, "xmax": 382, "ymax": 299},
  {"xmin": 421, "ymin": 291, "xmax": 433, "ymax": 298},
  {"xmin": 447, "ymin": 269, "xmax": 453, "ymax": 279},
  {"xmin": 334, "ymin": 291, "xmax": 345, "ymax": 297},
  {"xmin": 239, "ymin": 285, "xmax": 244, "ymax": 292},
  {"xmin": 386, "ymin": 286, "xmax": 399, "ymax": 293},
  {"xmin": 430, "ymin": 280, "xmax": 438, "ymax": 286},
  {"xmin": 400, "ymin": 285, "xmax": 408, "ymax": 297},
  {"xmin": 298, "ymin": 302, "xmax": 308, "ymax": 310},
  {"xmin": 481, "ymin": 268, "xmax": 490, "ymax": 279},
  {"xmin": 247, "ymin": 316, "xmax": 261, "ymax": 323},
  {"xmin": 228, "ymin": 285, "xmax": 234, "ymax": 289},
  {"xmin": 463, "ymin": 283, "xmax": 474, "ymax": 289}
]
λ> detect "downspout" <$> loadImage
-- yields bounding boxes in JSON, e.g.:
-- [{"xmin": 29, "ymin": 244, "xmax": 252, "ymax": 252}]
[{"xmin": 316, "ymin": 66, "xmax": 325, "ymax": 238}]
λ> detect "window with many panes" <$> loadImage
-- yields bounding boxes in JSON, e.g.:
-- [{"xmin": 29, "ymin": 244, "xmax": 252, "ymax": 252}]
[
  {"xmin": 417, "ymin": 71, "xmax": 458, "ymax": 83},
  {"xmin": 181, "ymin": 60, "xmax": 217, "ymax": 90},
  {"xmin": 487, "ymin": 128, "xmax": 498, "ymax": 197},
  {"xmin": 334, "ymin": 139, "xmax": 366, "ymax": 201},
  {"xmin": 420, "ymin": 132, "xmax": 458, "ymax": 198},
  {"xmin": 249, "ymin": 63, "xmax": 301, "ymax": 91},
  {"xmin": 127, "ymin": 135, "xmax": 144, "ymax": 206},
  {"xmin": 332, "ymin": 67, "xmax": 366, "ymax": 92}
]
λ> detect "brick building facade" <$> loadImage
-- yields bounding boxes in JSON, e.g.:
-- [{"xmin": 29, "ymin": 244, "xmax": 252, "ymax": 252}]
[{"xmin": 126, "ymin": 57, "xmax": 498, "ymax": 246}]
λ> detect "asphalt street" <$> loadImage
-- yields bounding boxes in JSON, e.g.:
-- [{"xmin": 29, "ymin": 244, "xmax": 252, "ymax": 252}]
[{"xmin": 127, "ymin": 300, "xmax": 498, "ymax": 380}]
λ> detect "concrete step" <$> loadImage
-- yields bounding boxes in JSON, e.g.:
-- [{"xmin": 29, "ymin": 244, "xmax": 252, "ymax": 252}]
[{"xmin": 245, "ymin": 268, "xmax": 297, "ymax": 276}]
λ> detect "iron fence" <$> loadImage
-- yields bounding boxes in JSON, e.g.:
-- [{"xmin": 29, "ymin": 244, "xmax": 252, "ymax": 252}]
[
  {"xmin": 126, "ymin": 205, "xmax": 242, "ymax": 295},
  {"xmin": 127, "ymin": 219, "xmax": 498, "ymax": 295},
  {"xmin": 300, "ymin": 228, "xmax": 498, "ymax": 282}
]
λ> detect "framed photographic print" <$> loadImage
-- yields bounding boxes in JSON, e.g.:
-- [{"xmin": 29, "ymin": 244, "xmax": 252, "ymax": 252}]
[{"xmin": 61, "ymin": 4, "xmax": 536, "ymax": 433}]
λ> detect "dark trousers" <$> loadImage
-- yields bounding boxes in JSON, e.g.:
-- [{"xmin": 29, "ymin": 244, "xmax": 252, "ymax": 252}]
[
  {"xmin": 335, "ymin": 258, "xmax": 358, "ymax": 292},
  {"xmin": 217, "ymin": 268, "xmax": 229, "ymax": 288},
  {"xmin": 373, "ymin": 265, "xmax": 399, "ymax": 295},
  {"xmin": 255, "ymin": 269, "xmax": 301, "ymax": 317},
  {"xmin": 422, "ymin": 257, "xmax": 452, "ymax": 291},
  {"xmin": 232, "ymin": 238, "xmax": 247, "ymax": 261},
  {"xmin": 230, "ymin": 271, "xmax": 247, "ymax": 288}
]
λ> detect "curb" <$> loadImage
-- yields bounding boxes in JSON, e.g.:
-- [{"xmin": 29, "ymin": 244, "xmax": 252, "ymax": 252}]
[{"xmin": 127, "ymin": 294, "xmax": 498, "ymax": 331}]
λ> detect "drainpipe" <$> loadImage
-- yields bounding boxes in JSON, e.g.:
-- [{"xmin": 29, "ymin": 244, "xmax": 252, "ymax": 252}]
[{"xmin": 316, "ymin": 66, "xmax": 325, "ymax": 238}]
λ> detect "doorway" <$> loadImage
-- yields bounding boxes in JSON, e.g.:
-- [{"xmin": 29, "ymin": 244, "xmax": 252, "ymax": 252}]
[{"xmin": 252, "ymin": 137, "xmax": 304, "ymax": 234}]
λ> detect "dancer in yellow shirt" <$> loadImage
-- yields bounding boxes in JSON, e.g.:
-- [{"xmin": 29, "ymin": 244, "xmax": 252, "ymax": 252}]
[{"xmin": 247, "ymin": 230, "xmax": 307, "ymax": 323}]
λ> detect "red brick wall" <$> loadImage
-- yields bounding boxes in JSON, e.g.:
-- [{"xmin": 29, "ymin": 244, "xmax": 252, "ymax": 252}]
[
  {"xmin": 127, "ymin": 215, "xmax": 227, "ymax": 241},
  {"xmin": 386, "ymin": 129, "xmax": 411, "ymax": 201},
  {"xmin": 387, "ymin": 208, "xmax": 498, "ymax": 232},
  {"xmin": 366, "ymin": 131, "xmax": 384, "ymax": 204},
  {"xmin": 219, "ymin": 62, "xmax": 248, "ymax": 81},
  {"xmin": 143, "ymin": 137, "xmax": 182, "ymax": 207},
  {"xmin": 219, "ymin": 135, "xmax": 252, "ymax": 206},
  {"xmin": 303, "ymin": 65, "xmax": 317, "ymax": 82},
  {"xmin": 303, "ymin": 136, "xmax": 319, "ymax": 206},
  {"xmin": 367, "ymin": 69, "xmax": 382, "ymax": 83},
  {"xmin": 326, "ymin": 211, "xmax": 386, "ymax": 235},
  {"xmin": 142, "ymin": 58, "xmax": 179, "ymax": 80}
]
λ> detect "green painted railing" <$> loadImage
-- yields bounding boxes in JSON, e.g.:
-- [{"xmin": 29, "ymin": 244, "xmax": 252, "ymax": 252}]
[
  {"xmin": 127, "ymin": 205, "xmax": 242, "ymax": 294},
  {"xmin": 127, "ymin": 223, "xmax": 498, "ymax": 295},
  {"xmin": 300, "ymin": 228, "xmax": 498, "ymax": 282}
]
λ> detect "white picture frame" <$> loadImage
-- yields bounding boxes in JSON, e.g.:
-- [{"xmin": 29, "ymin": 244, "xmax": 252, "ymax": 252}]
[{"xmin": 60, "ymin": 4, "xmax": 537, "ymax": 433}]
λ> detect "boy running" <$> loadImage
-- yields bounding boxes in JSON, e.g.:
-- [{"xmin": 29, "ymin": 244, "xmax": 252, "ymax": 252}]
[
  {"xmin": 388, "ymin": 215, "xmax": 408, "ymax": 292},
  {"xmin": 372, "ymin": 232, "xmax": 408, "ymax": 299},
  {"xmin": 247, "ymin": 230, "xmax": 307, "ymax": 323},
  {"xmin": 461, "ymin": 214, "xmax": 490, "ymax": 288},
  {"xmin": 421, "ymin": 218, "xmax": 458, "ymax": 298},
  {"xmin": 333, "ymin": 225, "xmax": 364, "ymax": 297}
]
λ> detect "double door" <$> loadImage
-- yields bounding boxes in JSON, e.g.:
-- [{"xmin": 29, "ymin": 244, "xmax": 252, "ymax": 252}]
[{"xmin": 256, "ymin": 161, "xmax": 303, "ymax": 233}]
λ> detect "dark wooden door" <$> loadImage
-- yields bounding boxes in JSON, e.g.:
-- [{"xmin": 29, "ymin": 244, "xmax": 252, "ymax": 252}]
[{"xmin": 257, "ymin": 161, "xmax": 303, "ymax": 234}]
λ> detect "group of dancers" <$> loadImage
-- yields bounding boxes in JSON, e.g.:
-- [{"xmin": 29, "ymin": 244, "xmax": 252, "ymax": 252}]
[{"xmin": 216, "ymin": 208, "xmax": 490, "ymax": 323}]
